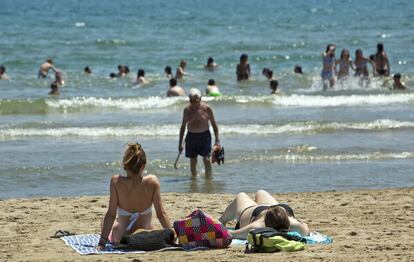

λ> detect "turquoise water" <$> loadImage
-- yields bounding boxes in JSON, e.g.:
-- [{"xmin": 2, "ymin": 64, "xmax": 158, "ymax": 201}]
[{"xmin": 1, "ymin": 0, "xmax": 414, "ymax": 199}]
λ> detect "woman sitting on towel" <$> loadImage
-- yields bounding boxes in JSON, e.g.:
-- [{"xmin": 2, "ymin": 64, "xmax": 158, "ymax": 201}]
[
  {"xmin": 219, "ymin": 190, "xmax": 309, "ymax": 239},
  {"xmin": 97, "ymin": 143, "xmax": 171, "ymax": 250}
]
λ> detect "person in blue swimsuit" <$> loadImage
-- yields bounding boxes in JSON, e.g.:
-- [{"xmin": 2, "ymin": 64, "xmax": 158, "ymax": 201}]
[
  {"xmin": 97, "ymin": 143, "xmax": 172, "ymax": 250},
  {"xmin": 321, "ymin": 44, "xmax": 337, "ymax": 90},
  {"xmin": 219, "ymin": 190, "xmax": 309, "ymax": 239}
]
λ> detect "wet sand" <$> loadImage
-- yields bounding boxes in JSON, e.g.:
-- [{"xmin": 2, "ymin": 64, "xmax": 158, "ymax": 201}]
[{"xmin": 1, "ymin": 188, "xmax": 413, "ymax": 261}]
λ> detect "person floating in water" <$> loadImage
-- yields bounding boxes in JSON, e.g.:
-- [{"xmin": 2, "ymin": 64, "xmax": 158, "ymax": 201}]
[
  {"xmin": 336, "ymin": 49, "xmax": 355, "ymax": 80},
  {"xmin": 269, "ymin": 79, "xmax": 281, "ymax": 95},
  {"xmin": 262, "ymin": 68, "xmax": 274, "ymax": 80},
  {"xmin": 164, "ymin": 66, "xmax": 173, "ymax": 79},
  {"xmin": 0, "ymin": 65, "xmax": 11, "ymax": 80},
  {"xmin": 178, "ymin": 88, "xmax": 220, "ymax": 177},
  {"xmin": 373, "ymin": 43, "xmax": 390, "ymax": 77},
  {"xmin": 236, "ymin": 54, "xmax": 251, "ymax": 81},
  {"xmin": 166, "ymin": 78, "xmax": 186, "ymax": 97},
  {"xmin": 294, "ymin": 65, "xmax": 303, "ymax": 74},
  {"xmin": 392, "ymin": 73, "xmax": 406, "ymax": 90},
  {"xmin": 204, "ymin": 57, "xmax": 218, "ymax": 70},
  {"xmin": 48, "ymin": 82, "xmax": 60, "ymax": 96},
  {"xmin": 321, "ymin": 44, "xmax": 336, "ymax": 90},
  {"xmin": 54, "ymin": 70, "xmax": 64, "ymax": 86},
  {"xmin": 84, "ymin": 66, "xmax": 92, "ymax": 75},
  {"xmin": 38, "ymin": 58, "xmax": 56, "ymax": 78},
  {"xmin": 205, "ymin": 79, "xmax": 221, "ymax": 97},
  {"xmin": 133, "ymin": 69, "xmax": 148, "ymax": 85},
  {"xmin": 176, "ymin": 60, "xmax": 188, "ymax": 80}
]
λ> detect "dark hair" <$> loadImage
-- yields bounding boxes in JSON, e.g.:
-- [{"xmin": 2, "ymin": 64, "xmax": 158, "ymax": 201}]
[
  {"xmin": 264, "ymin": 206, "xmax": 290, "ymax": 231},
  {"xmin": 393, "ymin": 73, "xmax": 401, "ymax": 79},
  {"xmin": 207, "ymin": 57, "xmax": 214, "ymax": 65},
  {"xmin": 84, "ymin": 66, "xmax": 91, "ymax": 73},
  {"xmin": 46, "ymin": 58, "xmax": 53, "ymax": 64},
  {"xmin": 50, "ymin": 82, "xmax": 59, "ymax": 89},
  {"xmin": 262, "ymin": 68, "xmax": 270, "ymax": 75},
  {"xmin": 137, "ymin": 69, "xmax": 145, "ymax": 77},
  {"xmin": 109, "ymin": 72, "xmax": 117, "ymax": 78},
  {"xmin": 124, "ymin": 66, "xmax": 130, "ymax": 74},
  {"xmin": 170, "ymin": 78, "xmax": 177, "ymax": 87},
  {"xmin": 240, "ymin": 54, "xmax": 248, "ymax": 62},
  {"xmin": 369, "ymin": 55, "xmax": 375, "ymax": 61},
  {"xmin": 117, "ymin": 64, "xmax": 123, "ymax": 70},
  {"xmin": 355, "ymin": 49, "xmax": 363, "ymax": 56},
  {"xmin": 270, "ymin": 79, "xmax": 278, "ymax": 90},
  {"xmin": 0, "ymin": 65, "xmax": 5, "ymax": 72},
  {"xmin": 165, "ymin": 66, "xmax": 172, "ymax": 75},
  {"xmin": 340, "ymin": 49, "xmax": 349, "ymax": 60},
  {"xmin": 294, "ymin": 65, "xmax": 302, "ymax": 74},
  {"xmin": 325, "ymin": 44, "xmax": 335, "ymax": 53},
  {"xmin": 377, "ymin": 43, "xmax": 384, "ymax": 53},
  {"xmin": 267, "ymin": 70, "xmax": 273, "ymax": 79},
  {"xmin": 123, "ymin": 143, "xmax": 147, "ymax": 174},
  {"xmin": 208, "ymin": 79, "xmax": 215, "ymax": 85}
]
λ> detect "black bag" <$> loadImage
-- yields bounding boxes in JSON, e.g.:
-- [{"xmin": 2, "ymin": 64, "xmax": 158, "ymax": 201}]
[{"xmin": 115, "ymin": 228, "xmax": 176, "ymax": 251}]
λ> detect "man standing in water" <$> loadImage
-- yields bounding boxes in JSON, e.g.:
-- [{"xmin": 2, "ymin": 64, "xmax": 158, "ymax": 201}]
[
  {"xmin": 38, "ymin": 58, "xmax": 56, "ymax": 78},
  {"xmin": 178, "ymin": 88, "xmax": 220, "ymax": 177}
]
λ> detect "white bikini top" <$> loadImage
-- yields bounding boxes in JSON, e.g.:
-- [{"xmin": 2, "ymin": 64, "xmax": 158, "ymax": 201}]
[{"xmin": 117, "ymin": 206, "xmax": 152, "ymax": 231}]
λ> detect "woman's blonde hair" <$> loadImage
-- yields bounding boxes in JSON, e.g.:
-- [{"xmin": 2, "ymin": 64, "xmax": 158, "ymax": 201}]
[{"xmin": 123, "ymin": 143, "xmax": 147, "ymax": 174}]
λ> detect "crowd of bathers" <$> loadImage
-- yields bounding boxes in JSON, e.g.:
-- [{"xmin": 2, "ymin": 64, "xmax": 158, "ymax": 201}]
[
  {"xmin": 0, "ymin": 43, "xmax": 407, "ymax": 96},
  {"xmin": 320, "ymin": 42, "xmax": 406, "ymax": 90}
]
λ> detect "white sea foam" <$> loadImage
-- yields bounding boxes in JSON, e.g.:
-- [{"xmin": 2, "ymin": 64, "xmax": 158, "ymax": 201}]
[
  {"xmin": 236, "ymin": 151, "xmax": 414, "ymax": 163},
  {"xmin": 46, "ymin": 96, "xmax": 185, "ymax": 110},
  {"xmin": 1, "ymin": 119, "xmax": 413, "ymax": 138},
  {"xmin": 42, "ymin": 93, "xmax": 414, "ymax": 111}
]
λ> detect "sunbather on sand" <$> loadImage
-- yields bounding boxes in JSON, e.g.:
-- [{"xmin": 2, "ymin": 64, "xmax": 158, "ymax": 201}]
[
  {"xmin": 219, "ymin": 190, "xmax": 309, "ymax": 239},
  {"xmin": 97, "ymin": 143, "xmax": 172, "ymax": 250}
]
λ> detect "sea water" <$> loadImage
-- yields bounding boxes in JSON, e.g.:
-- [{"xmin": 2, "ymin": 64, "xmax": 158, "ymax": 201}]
[{"xmin": 0, "ymin": 0, "xmax": 413, "ymax": 199}]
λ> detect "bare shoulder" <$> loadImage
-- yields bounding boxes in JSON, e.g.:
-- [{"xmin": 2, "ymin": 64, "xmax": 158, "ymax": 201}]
[
  {"xmin": 142, "ymin": 174, "xmax": 160, "ymax": 187},
  {"xmin": 111, "ymin": 174, "xmax": 121, "ymax": 183}
]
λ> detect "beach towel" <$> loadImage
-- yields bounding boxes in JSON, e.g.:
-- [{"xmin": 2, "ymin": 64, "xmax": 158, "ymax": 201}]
[
  {"xmin": 230, "ymin": 231, "xmax": 333, "ymax": 246},
  {"xmin": 61, "ymin": 234, "xmax": 180, "ymax": 255}
]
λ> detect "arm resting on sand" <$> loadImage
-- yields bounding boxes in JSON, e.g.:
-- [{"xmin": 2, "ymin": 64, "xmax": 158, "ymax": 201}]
[{"xmin": 97, "ymin": 176, "xmax": 118, "ymax": 249}]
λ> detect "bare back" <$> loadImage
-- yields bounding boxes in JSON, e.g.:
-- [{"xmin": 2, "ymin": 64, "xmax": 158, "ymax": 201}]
[{"xmin": 114, "ymin": 174, "xmax": 157, "ymax": 212}]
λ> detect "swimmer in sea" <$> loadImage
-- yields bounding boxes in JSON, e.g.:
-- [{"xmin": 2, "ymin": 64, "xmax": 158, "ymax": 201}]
[
  {"xmin": 204, "ymin": 57, "xmax": 218, "ymax": 71},
  {"xmin": 166, "ymin": 78, "xmax": 186, "ymax": 97},
  {"xmin": 373, "ymin": 43, "xmax": 390, "ymax": 77},
  {"xmin": 84, "ymin": 66, "xmax": 92, "ymax": 75},
  {"xmin": 205, "ymin": 79, "xmax": 221, "ymax": 97},
  {"xmin": 54, "ymin": 70, "xmax": 64, "ymax": 86},
  {"xmin": 48, "ymin": 82, "xmax": 60, "ymax": 96},
  {"xmin": 176, "ymin": 60, "xmax": 188, "ymax": 80},
  {"xmin": 354, "ymin": 49, "xmax": 376, "ymax": 86},
  {"xmin": 38, "ymin": 58, "xmax": 56, "ymax": 78},
  {"xmin": 164, "ymin": 66, "xmax": 173, "ymax": 79},
  {"xmin": 133, "ymin": 69, "xmax": 148, "ymax": 85},
  {"xmin": 392, "ymin": 73, "xmax": 406, "ymax": 90},
  {"xmin": 116, "ymin": 65, "xmax": 126, "ymax": 78},
  {"xmin": 270, "ymin": 79, "xmax": 281, "ymax": 95},
  {"xmin": 335, "ymin": 49, "xmax": 355, "ymax": 80},
  {"xmin": 294, "ymin": 65, "xmax": 303, "ymax": 74},
  {"xmin": 0, "ymin": 65, "xmax": 11, "ymax": 80},
  {"xmin": 321, "ymin": 44, "xmax": 336, "ymax": 90},
  {"xmin": 262, "ymin": 68, "xmax": 274, "ymax": 80},
  {"xmin": 236, "ymin": 54, "xmax": 251, "ymax": 81}
]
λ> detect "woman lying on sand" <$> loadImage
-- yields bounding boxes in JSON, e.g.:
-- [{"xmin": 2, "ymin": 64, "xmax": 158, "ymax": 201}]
[
  {"xmin": 97, "ymin": 143, "xmax": 171, "ymax": 250},
  {"xmin": 219, "ymin": 190, "xmax": 309, "ymax": 239}
]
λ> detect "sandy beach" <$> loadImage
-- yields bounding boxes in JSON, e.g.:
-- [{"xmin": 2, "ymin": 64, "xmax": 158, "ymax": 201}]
[{"xmin": 1, "ymin": 188, "xmax": 413, "ymax": 261}]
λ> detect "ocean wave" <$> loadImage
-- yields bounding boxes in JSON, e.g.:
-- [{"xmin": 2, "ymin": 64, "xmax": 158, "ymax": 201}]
[
  {"xmin": 1, "ymin": 119, "xmax": 413, "ymax": 138},
  {"xmin": 1, "ymin": 94, "xmax": 414, "ymax": 114},
  {"xmin": 235, "ymin": 151, "xmax": 414, "ymax": 163}
]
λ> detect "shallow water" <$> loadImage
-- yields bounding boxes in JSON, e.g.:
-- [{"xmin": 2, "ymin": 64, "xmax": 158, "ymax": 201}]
[{"xmin": 1, "ymin": 0, "xmax": 413, "ymax": 199}]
